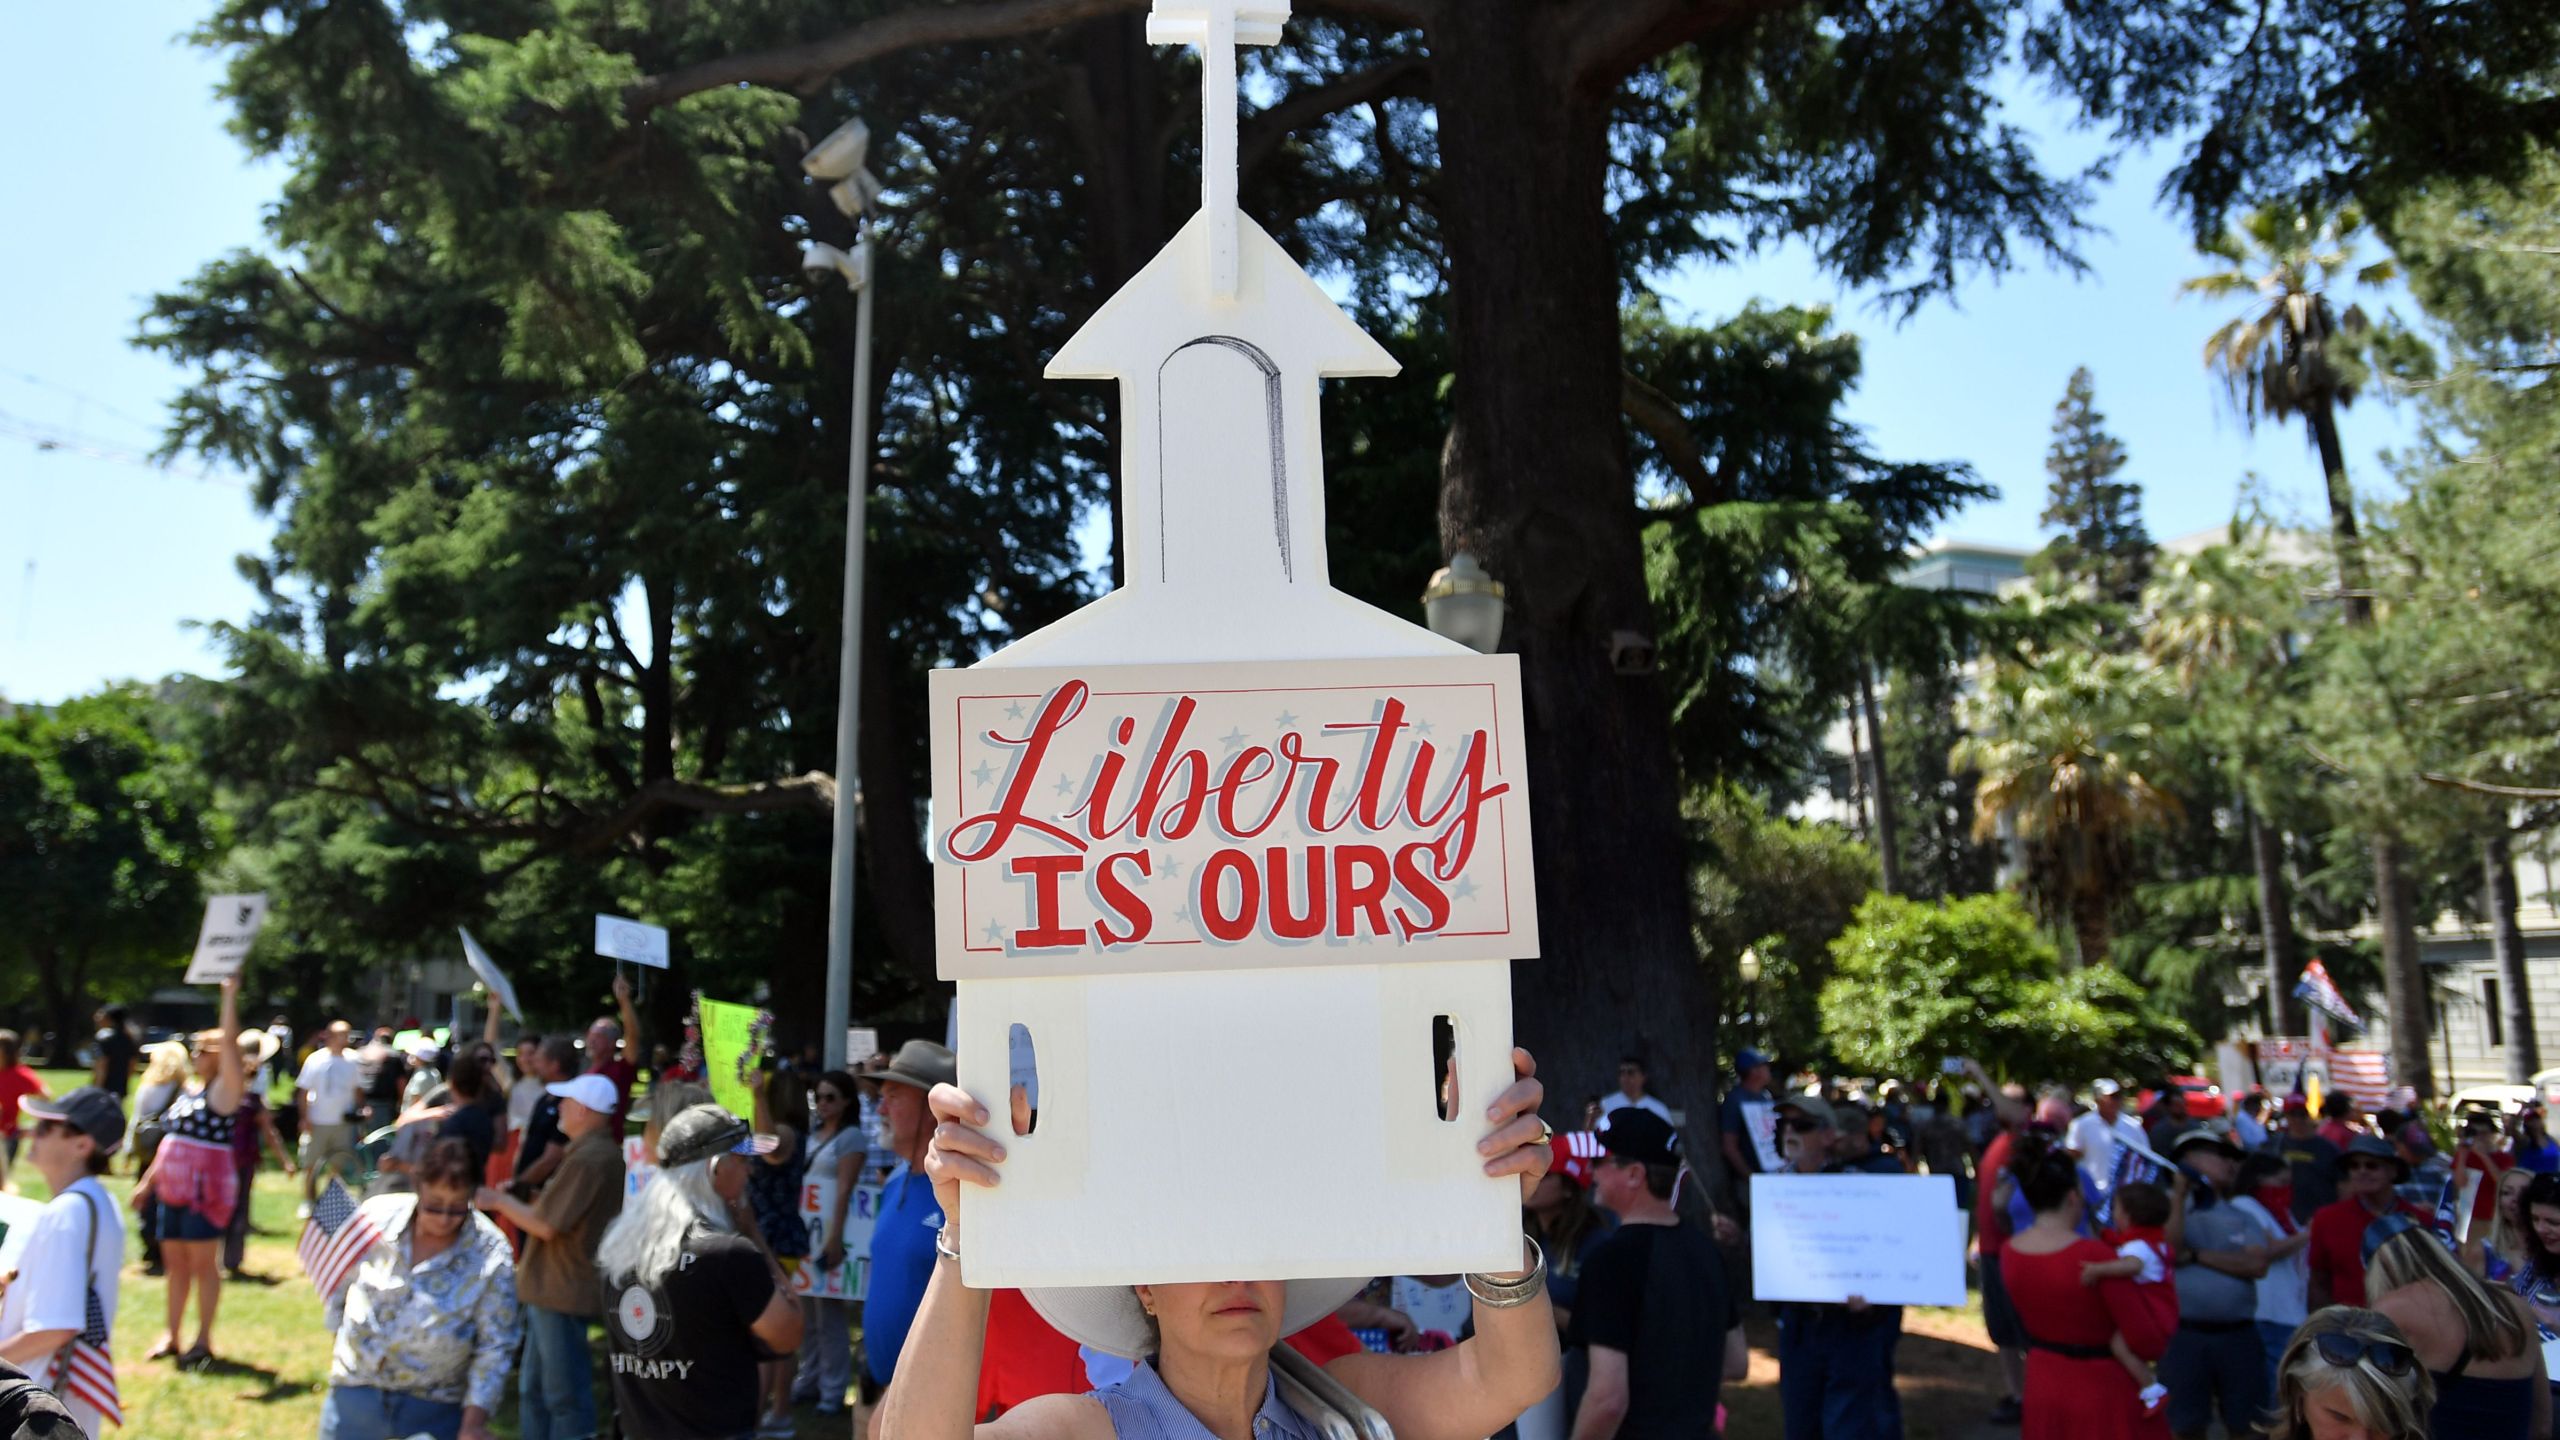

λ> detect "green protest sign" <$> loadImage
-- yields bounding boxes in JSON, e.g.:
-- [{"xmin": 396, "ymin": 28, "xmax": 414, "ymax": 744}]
[{"xmin": 695, "ymin": 994, "xmax": 770, "ymax": 1121}]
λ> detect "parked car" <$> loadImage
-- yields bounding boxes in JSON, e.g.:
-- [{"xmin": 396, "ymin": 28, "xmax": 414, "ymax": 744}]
[
  {"xmin": 2138, "ymin": 1074, "xmax": 2226, "ymax": 1120},
  {"xmin": 2450, "ymin": 1083, "xmax": 2538, "ymax": 1119}
]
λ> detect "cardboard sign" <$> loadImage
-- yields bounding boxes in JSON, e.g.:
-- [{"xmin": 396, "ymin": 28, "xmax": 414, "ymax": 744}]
[
  {"xmin": 793, "ymin": 1175, "xmax": 882, "ymax": 1301},
  {"xmin": 698, "ymin": 996, "xmax": 766, "ymax": 1121},
  {"xmin": 594, "ymin": 914, "xmax": 669, "ymax": 969},
  {"xmin": 457, "ymin": 928, "xmax": 524, "ymax": 1020},
  {"xmin": 930, "ymin": 657, "xmax": 1533, "ymax": 980},
  {"xmin": 929, "ymin": 3, "xmax": 1531, "ymax": 1289},
  {"xmin": 844, "ymin": 1027, "xmax": 879, "ymax": 1065},
  {"xmin": 1749, "ymin": 1172, "xmax": 1966, "ymax": 1307},
  {"xmin": 184, "ymin": 892, "xmax": 270, "ymax": 983}
]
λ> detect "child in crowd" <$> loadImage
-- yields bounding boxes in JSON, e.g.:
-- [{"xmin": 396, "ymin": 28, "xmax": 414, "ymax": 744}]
[{"xmin": 2081, "ymin": 1176, "xmax": 2185, "ymax": 1415}]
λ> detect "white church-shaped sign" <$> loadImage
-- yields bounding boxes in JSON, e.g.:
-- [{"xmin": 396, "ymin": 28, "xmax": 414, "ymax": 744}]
[{"xmin": 929, "ymin": 0, "xmax": 1539, "ymax": 1288}]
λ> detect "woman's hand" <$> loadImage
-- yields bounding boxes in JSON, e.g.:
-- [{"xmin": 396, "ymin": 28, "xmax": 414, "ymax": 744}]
[
  {"xmin": 819, "ymin": 1239, "xmax": 845, "ymax": 1272},
  {"xmin": 923, "ymin": 1082, "xmax": 1006, "ymax": 1238},
  {"xmin": 1478, "ymin": 1048, "xmax": 1550, "ymax": 1202}
]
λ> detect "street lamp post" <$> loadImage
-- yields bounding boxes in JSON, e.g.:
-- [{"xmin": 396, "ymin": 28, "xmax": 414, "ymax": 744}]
[
  {"xmin": 1422, "ymin": 552, "xmax": 1507, "ymax": 654},
  {"xmin": 802, "ymin": 118, "xmax": 884, "ymax": 1073}
]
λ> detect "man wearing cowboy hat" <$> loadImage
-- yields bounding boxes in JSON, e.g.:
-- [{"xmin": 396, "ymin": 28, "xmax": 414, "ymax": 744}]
[
  {"xmin": 857, "ymin": 1040, "xmax": 957, "ymax": 1431},
  {"xmin": 1769, "ymin": 1093, "xmax": 1907, "ymax": 1439},
  {"xmin": 2158, "ymin": 1121, "xmax": 2272, "ymax": 1440},
  {"xmin": 2306, "ymin": 1133, "xmax": 2429, "ymax": 1309}
]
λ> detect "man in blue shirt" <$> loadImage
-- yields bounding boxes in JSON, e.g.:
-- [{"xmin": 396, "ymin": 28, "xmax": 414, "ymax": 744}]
[{"xmin": 859, "ymin": 1039, "xmax": 957, "ymax": 1430}]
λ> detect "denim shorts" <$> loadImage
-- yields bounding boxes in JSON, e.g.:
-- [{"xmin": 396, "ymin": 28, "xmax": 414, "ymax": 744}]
[{"xmin": 159, "ymin": 1203, "xmax": 226, "ymax": 1242}]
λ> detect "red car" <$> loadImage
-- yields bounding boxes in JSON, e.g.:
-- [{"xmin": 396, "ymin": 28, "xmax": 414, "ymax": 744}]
[{"xmin": 2136, "ymin": 1075, "xmax": 2225, "ymax": 1120}]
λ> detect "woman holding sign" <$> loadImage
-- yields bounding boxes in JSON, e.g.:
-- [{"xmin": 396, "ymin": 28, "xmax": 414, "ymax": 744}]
[
  {"xmin": 133, "ymin": 977, "xmax": 246, "ymax": 1366},
  {"xmin": 880, "ymin": 1049, "xmax": 1562, "ymax": 1440},
  {"xmin": 1998, "ymin": 1147, "xmax": 2172, "ymax": 1439}
]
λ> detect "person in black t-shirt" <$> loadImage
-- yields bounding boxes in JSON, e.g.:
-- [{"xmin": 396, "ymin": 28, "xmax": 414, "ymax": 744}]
[
  {"xmin": 89, "ymin": 1007, "xmax": 138, "ymax": 1098},
  {"xmin": 1568, "ymin": 1107, "xmax": 1743, "ymax": 1440},
  {"xmin": 597, "ymin": 1103, "xmax": 802, "ymax": 1440}
]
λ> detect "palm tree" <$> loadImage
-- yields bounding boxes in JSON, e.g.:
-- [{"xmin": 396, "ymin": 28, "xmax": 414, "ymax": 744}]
[
  {"xmin": 2182, "ymin": 204, "xmax": 2433, "ymax": 1093},
  {"xmin": 2143, "ymin": 538, "xmax": 2304, "ymax": 1035},
  {"xmin": 1955, "ymin": 647, "xmax": 2180, "ymax": 971}
]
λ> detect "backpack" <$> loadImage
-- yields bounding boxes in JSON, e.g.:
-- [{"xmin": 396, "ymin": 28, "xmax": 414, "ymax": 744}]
[{"xmin": 0, "ymin": 1363, "xmax": 82, "ymax": 1440}]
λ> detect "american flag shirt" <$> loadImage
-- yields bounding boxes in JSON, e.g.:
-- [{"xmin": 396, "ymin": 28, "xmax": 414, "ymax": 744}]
[{"xmin": 324, "ymin": 1196, "xmax": 524, "ymax": 1413}]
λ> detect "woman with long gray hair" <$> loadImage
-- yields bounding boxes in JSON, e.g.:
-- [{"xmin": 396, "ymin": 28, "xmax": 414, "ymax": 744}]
[{"xmin": 597, "ymin": 1104, "xmax": 804, "ymax": 1440}]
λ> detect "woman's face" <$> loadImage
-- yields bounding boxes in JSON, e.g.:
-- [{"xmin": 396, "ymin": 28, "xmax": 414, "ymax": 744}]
[
  {"xmin": 2499, "ymin": 1169, "xmax": 2532, "ymax": 1227},
  {"xmin": 414, "ymin": 1183, "xmax": 473, "ymax": 1242},
  {"xmin": 2531, "ymin": 1202, "xmax": 2560, "ymax": 1258},
  {"xmin": 1140, "ymin": 1280, "xmax": 1287, "ymax": 1361},
  {"xmin": 2299, "ymin": 1381, "xmax": 2377, "ymax": 1440},
  {"xmin": 192, "ymin": 1039, "xmax": 222, "ymax": 1079},
  {"xmin": 814, "ymin": 1084, "xmax": 849, "ymax": 1125}
]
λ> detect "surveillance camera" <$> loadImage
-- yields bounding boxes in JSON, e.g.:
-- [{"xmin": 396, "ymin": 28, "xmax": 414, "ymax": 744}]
[
  {"xmin": 801, "ymin": 241, "xmax": 851, "ymax": 277},
  {"xmin": 829, "ymin": 170, "xmax": 885, "ymax": 220},
  {"xmin": 802, "ymin": 118, "xmax": 871, "ymax": 181}
]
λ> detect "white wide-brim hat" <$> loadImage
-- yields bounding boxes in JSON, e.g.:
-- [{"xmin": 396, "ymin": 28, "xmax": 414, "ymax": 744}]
[{"xmin": 1024, "ymin": 1277, "xmax": 1370, "ymax": 1360}]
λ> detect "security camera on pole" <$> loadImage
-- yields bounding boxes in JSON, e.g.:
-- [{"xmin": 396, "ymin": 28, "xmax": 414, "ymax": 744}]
[{"xmin": 800, "ymin": 117, "xmax": 885, "ymax": 1073}]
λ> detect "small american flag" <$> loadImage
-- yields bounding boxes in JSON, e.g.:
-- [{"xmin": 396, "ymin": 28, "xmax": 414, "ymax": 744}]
[
  {"xmin": 298, "ymin": 1180, "xmax": 381, "ymax": 1301},
  {"xmin": 52, "ymin": 1277, "xmax": 121, "ymax": 1428},
  {"xmin": 2093, "ymin": 1140, "xmax": 2163, "ymax": 1229}
]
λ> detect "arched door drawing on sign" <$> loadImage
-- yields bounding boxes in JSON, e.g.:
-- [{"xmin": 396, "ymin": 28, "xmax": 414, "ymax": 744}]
[{"xmin": 1155, "ymin": 334, "xmax": 1290, "ymax": 585}]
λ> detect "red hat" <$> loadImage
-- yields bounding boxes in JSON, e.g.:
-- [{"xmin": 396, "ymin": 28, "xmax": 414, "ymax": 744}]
[
  {"xmin": 1550, "ymin": 1131, "xmax": 1600, "ymax": 1189},
  {"xmin": 2281, "ymin": 1093, "xmax": 2310, "ymax": 1113}
]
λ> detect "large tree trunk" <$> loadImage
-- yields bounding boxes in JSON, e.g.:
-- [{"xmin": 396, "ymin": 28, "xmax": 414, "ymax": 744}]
[
  {"xmin": 2308, "ymin": 398, "xmax": 2434, "ymax": 1096},
  {"xmin": 1431, "ymin": 5, "xmax": 1712, "ymax": 1151},
  {"xmin": 1860, "ymin": 661, "xmax": 1901, "ymax": 895},
  {"xmin": 2070, "ymin": 890, "xmax": 2110, "ymax": 973},
  {"xmin": 2487, "ymin": 828, "xmax": 2541, "ymax": 1081},
  {"xmin": 2248, "ymin": 804, "xmax": 2300, "ymax": 1036},
  {"xmin": 2374, "ymin": 836, "xmax": 2433, "ymax": 1097}
]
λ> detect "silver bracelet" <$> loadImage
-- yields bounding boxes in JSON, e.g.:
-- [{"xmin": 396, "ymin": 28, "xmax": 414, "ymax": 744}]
[
  {"xmin": 1465, "ymin": 1236, "xmax": 1547, "ymax": 1308},
  {"xmin": 935, "ymin": 1224, "xmax": 962, "ymax": 1262}
]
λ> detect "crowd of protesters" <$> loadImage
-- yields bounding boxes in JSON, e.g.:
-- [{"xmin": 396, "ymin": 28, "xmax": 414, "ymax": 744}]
[{"xmin": 7, "ymin": 994, "xmax": 2558, "ymax": 1440}]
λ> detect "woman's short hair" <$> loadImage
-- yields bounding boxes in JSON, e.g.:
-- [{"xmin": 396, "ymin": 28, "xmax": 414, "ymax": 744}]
[
  {"xmin": 2366, "ymin": 1222, "xmax": 2530, "ymax": 1362},
  {"xmin": 2268, "ymin": 1307, "xmax": 2432, "ymax": 1440},
  {"xmin": 446, "ymin": 1046, "xmax": 492, "ymax": 1103},
  {"xmin": 2017, "ymin": 1149, "xmax": 2081, "ymax": 1214},
  {"xmin": 765, "ymin": 1068, "xmax": 809, "ymax": 1129},
  {"xmin": 415, "ymin": 1137, "xmax": 482, "ymax": 1193}
]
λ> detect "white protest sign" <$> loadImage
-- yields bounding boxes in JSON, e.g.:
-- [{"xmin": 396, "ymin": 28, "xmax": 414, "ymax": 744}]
[
  {"xmin": 792, "ymin": 1175, "xmax": 883, "ymax": 1301},
  {"xmin": 458, "ymin": 928, "xmax": 524, "ymax": 1020},
  {"xmin": 594, "ymin": 914, "xmax": 669, "ymax": 969},
  {"xmin": 1750, "ymin": 1172, "xmax": 1966, "ymax": 1307},
  {"xmin": 0, "ymin": 1192, "xmax": 44, "ymax": 1278},
  {"xmin": 845, "ymin": 1028, "xmax": 879, "ymax": 1065},
  {"xmin": 928, "ymin": 3, "xmax": 1532, "ymax": 1292},
  {"xmin": 184, "ymin": 892, "xmax": 269, "ymax": 983}
]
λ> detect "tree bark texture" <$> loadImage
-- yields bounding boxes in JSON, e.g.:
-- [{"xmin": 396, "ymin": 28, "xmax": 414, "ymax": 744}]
[
  {"xmin": 2487, "ymin": 829, "xmax": 2541, "ymax": 1081},
  {"xmin": 2374, "ymin": 836, "xmax": 2433, "ymax": 1098},
  {"xmin": 2248, "ymin": 805, "xmax": 2300, "ymax": 1036},
  {"xmin": 1860, "ymin": 662, "xmax": 1900, "ymax": 895},
  {"xmin": 1431, "ymin": 3, "xmax": 1715, "ymax": 1149}
]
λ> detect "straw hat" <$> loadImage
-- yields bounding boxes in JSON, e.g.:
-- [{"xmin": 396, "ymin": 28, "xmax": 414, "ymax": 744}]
[{"xmin": 1023, "ymin": 1278, "xmax": 1370, "ymax": 1361}]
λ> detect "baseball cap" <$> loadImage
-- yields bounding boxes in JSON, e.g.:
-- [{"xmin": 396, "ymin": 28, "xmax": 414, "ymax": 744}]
[
  {"xmin": 546, "ymin": 1073, "xmax": 621, "ymax": 1114},
  {"xmin": 657, "ymin": 1103, "xmax": 780, "ymax": 1168},
  {"xmin": 1596, "ymin": 1107, "xmax": 1681, "ymax": 1166},
  {"xmin": 1547, "ymin": 1132, "xmax": 1595, "ymax": 1189},
  {"xmin": 1736, "ymin": 1048, "xmax": 1771, "ymax": 1075},
  {"xmin": 22, "ymin": 1086, "xmax": 125, "ymax": 1154},
  {"xmin": 2167, "ymin": 1119, "xmax": 2244, "ymax": 1161},
  {"xmin": 2091, "ymin": 1078, "xmax": 2122, "ymax": 1097},
  {"xmin": 1776, "ymin": 1093, "xmax": 1838, "ymax": 1131}
]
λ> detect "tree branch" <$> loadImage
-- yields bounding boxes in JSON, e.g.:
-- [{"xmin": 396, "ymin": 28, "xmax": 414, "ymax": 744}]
[
  {"xmin": 1238, "ymin": 55, "xmax": 1430, "ymax": 178},
  {"xmin": 1621, "ymin": 371, "xmax": 1721, "ymax": 501},
  {"xmin": 1561, "ymin": 0, "xmax": 1788, "ymax": 96},
  {"xmin": 559, "ymin": 772, "xmax": 840, "ymax": 855},
  {"xmin": 628, "ymin": 0, "xmax": 1150, "ymax": 111}
]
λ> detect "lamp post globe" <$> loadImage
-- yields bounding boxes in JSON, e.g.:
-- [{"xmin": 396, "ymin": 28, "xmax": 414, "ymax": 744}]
[{"xmin": 1422, "ymin": 552, "xmax": 1507, "ymax": 654}]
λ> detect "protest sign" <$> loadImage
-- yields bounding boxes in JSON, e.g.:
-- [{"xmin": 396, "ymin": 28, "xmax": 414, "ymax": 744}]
[
  {"xmin": 927, "ymin": 6, "xmax": 1532, "ymax": 1292},
  {"xmin": 793, "ymin": 1175, "xmax": 883, "ymax": 1301},
  {"xmin": 184, "ymin": 892, "xmax": 269, "ymax": 983},
  {"xmin": 844, "ymin": 1027, "xmax": 879, "ymax": 1066},
  {"xmin": 621, "ymin": 1136, "xmax": 658, "ymax": 1199},
  {"xmin": 0, "ymin": 1192, "xmax": 42, "ymax": 1277},
  {"xmin": 696, "ymin": 995, "xmax": 768, "ymax": 1121},
  {"xmin": 457, "ymin": 928, "xmax": 523, "ymax": 1020},
  {"xmin": 594, "ymin": 914, "xmax": 669, "ymax": 969},
  {"xmin": 1749, "ymin": 1173, "xmax": 1966, "ymax": 1307}
]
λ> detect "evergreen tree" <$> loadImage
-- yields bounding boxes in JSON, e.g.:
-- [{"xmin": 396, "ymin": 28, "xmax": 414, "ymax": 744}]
[{"xmin": 2035, "ymin": 368, "xmax": 2153, "ymax": 610}]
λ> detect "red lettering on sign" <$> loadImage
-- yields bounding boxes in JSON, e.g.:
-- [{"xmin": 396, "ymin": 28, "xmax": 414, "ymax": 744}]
[{"xmin": 1010, "ymin": 854, "xmax": 1087, "ymax": 948}]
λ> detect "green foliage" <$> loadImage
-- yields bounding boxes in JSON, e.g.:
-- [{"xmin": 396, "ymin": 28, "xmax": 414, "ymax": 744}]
[
  {"xmin": 1686, "ymin": 784, "xmax": 1878, "ymax": 1068},
  {"xmin": 1820, "ymin": 892, "xmax": 2195, "ymax": 1085},
  {"xmin": 1880, "ymin": 659, "xmax": 1998, "ymax": 900},
  {"xmin": 0, "ymin": 688, "xmax": 227, "ymax": 1038},
  {"xmin": 2032, "ymin": 367, "xmax": 2152, "ymax": 613}
]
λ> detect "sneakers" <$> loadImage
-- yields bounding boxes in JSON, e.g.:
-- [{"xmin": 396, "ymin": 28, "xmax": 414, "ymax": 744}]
[{"xmin": 756, "ymin": 1410, "xmax": 796, "ymax": 1437}]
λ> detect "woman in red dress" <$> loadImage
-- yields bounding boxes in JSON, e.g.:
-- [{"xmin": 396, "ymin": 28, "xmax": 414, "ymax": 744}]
[{"xmin": 1999, "ymin": 1144, "xmax": 2175, "ymax": 1439}]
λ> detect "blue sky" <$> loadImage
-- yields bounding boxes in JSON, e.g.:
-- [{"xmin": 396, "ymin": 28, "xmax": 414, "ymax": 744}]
[{"xmin": 0, "ymin": 10, "xmax": 2422, "ymax": 705}]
